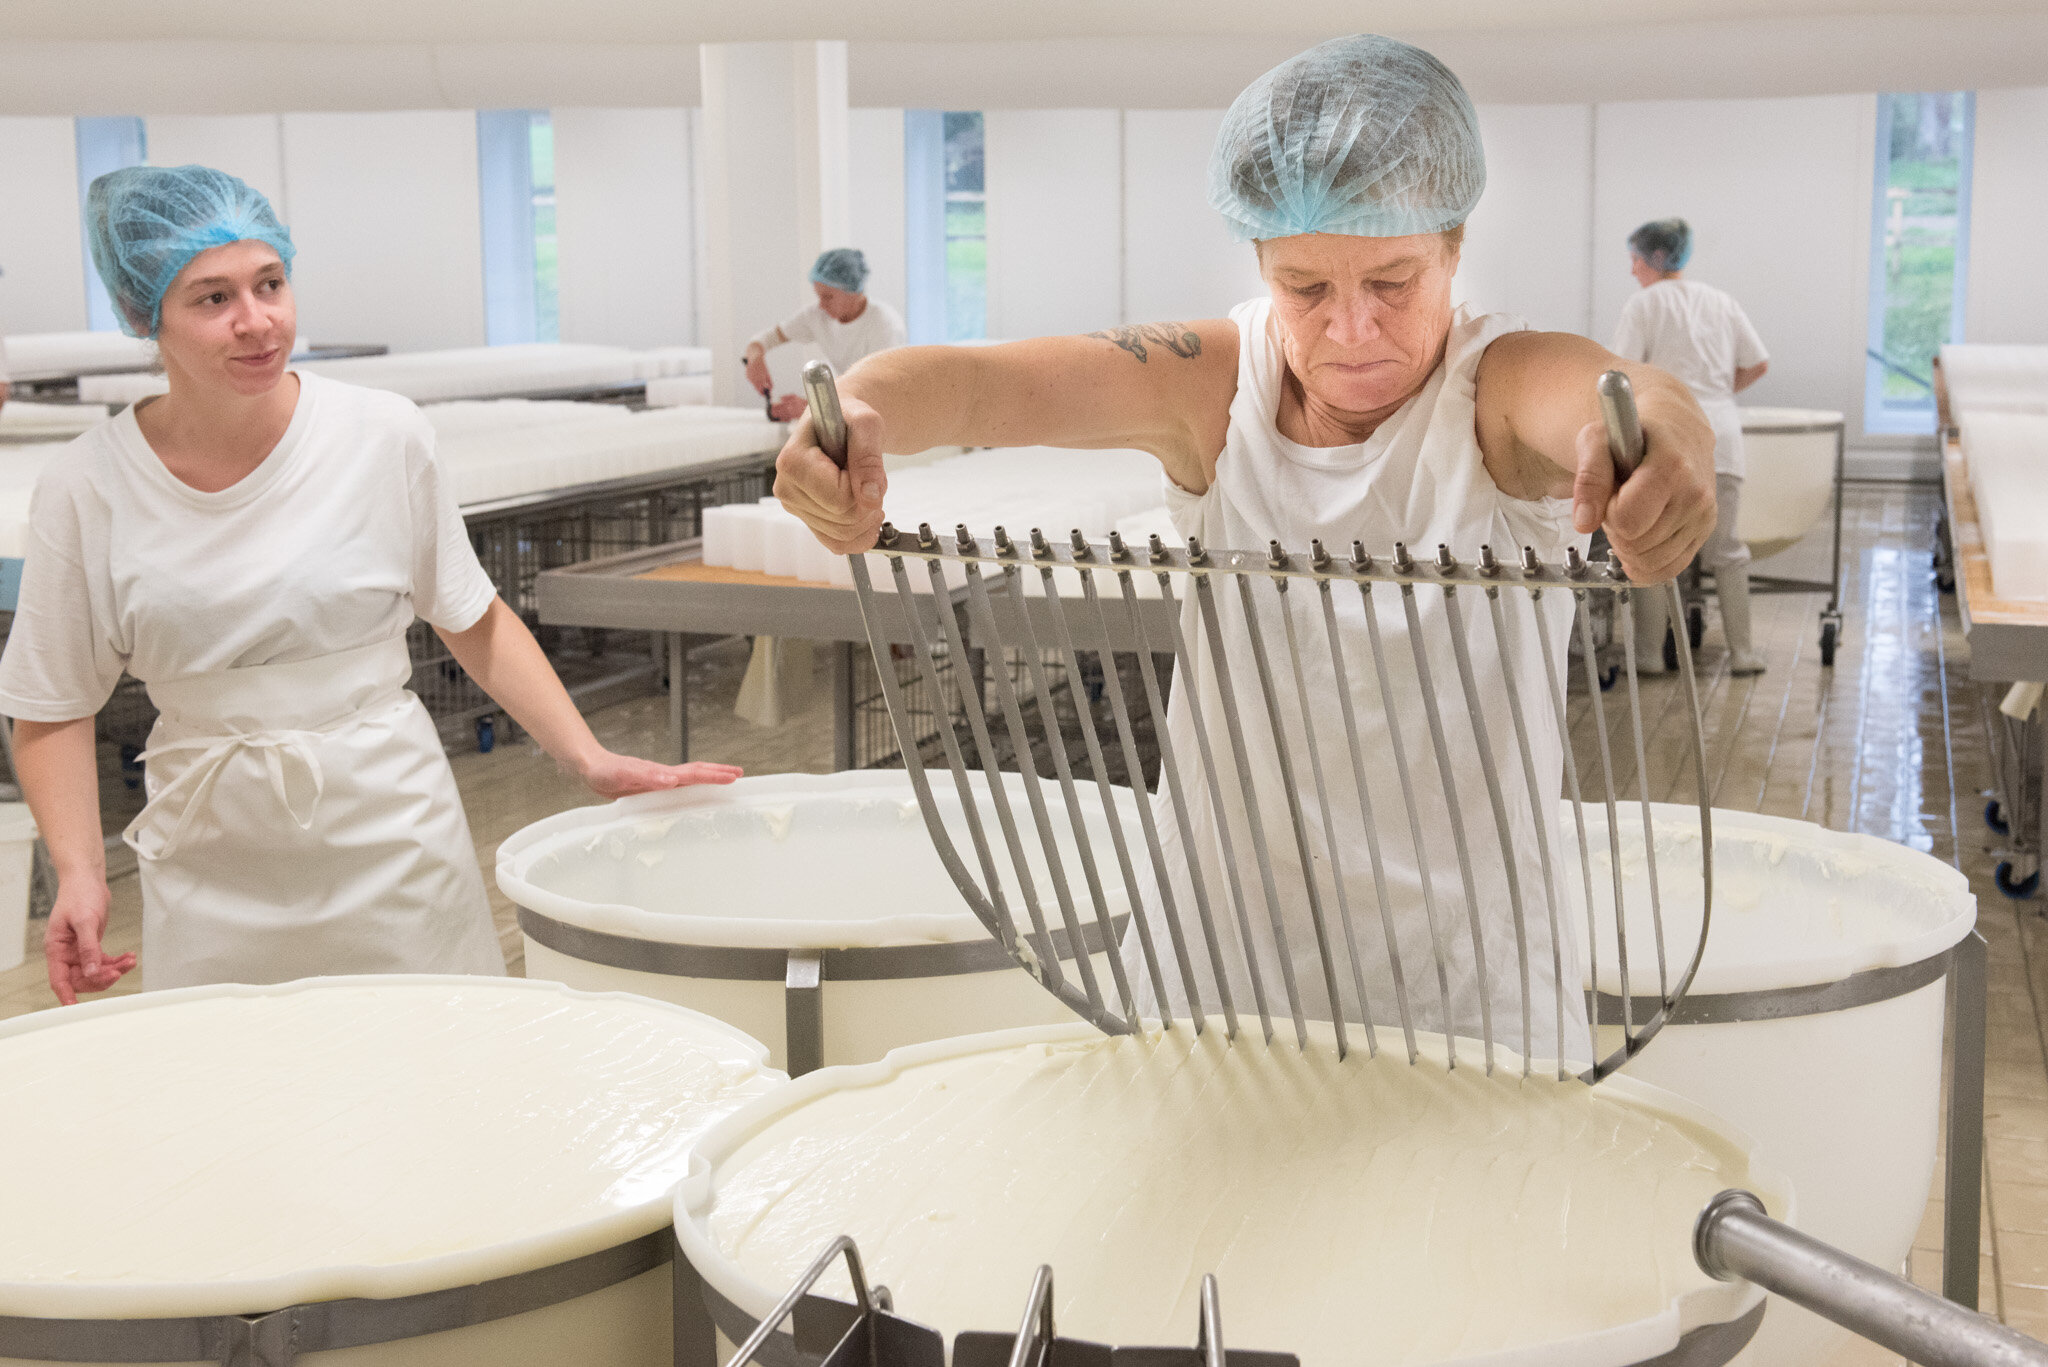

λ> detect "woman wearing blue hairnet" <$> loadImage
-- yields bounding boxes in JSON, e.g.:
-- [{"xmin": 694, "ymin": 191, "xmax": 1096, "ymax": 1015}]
[
  {"xmin": 744, "ymin": 248, "xmax": 906, "ymax": 421},
  {"xmin": 775, "ymin": 37, "xmax": 1716, "ymax": 1060},
  {"xmin": 1612, "ymin": 218, "xmax": 1772, "ymax": 676},
  {"xmin": 0, "ymin": 166, "xmax": 740, "ymax": 1004}
]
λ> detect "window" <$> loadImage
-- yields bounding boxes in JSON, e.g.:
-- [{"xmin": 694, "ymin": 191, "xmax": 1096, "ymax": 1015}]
[
  {"xmin": 904, "ymin": 110, "xmax": 986, "ymax": 343},
  {"xmin": 1865, "ymin": 92, "xmax": 1974, "ymax": 435},
  {"xmin": 477, "ymin": 109, "xmax": 558, "ymax": 345},
  {"xmin": 75, "ymin": 116, "xmax": 147, "ymax": 333},
  {"xmin": 942, "ymin": 113, "xmax": 986, "ymax": 342}
]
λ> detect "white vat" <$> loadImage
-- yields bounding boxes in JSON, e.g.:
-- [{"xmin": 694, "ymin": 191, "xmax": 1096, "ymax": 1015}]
[
  {"xmin": 0, "ymin": 976, "xmax": 783, "ymax": 1367},
  {"xmin": 675, "ymin": 1023, "xmax": 1793, "ymax": 1367},
  {"xmin": 1737, "ymin": 409, "xmax": 1842, "ymax": 560},
  {"xmin": 498, "ymin": 772, "xmax": 1133, "ymax": 1072},
  {"xmin": 1581, "ymin": 804, "xmax": 1976, "ymax": 1366}
]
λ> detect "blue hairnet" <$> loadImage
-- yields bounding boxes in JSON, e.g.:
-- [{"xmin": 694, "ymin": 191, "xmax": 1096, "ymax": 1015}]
[
  {"xmin": 1209, "ymin": 35, "xmax": 1485, "ymax": 242},
  {"xmin": 810, "ymin": 248, "xmax": 869, "ymax": 294},
  {"xmin": 1628, "ymin": 218, "xmax": 1692, "ymax": 272},
  {"xmin": 86, "ymin": 165, "xmax": 296, "ymax": 339}
]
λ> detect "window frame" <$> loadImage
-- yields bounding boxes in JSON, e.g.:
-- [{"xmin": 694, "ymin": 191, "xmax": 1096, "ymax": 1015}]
[{"xmin": 1863, "ymin": 91, "xmax": 1975, "ymax": 436}]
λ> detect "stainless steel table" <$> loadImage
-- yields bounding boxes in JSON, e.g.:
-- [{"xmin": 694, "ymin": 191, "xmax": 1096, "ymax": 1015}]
[{"xmin": 538, "ymin": 541, "xmax": 913, "ymax": 770}]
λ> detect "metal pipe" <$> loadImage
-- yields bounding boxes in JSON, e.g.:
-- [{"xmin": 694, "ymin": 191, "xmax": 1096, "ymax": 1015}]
[{"xmin": 1696, "ymin": 1191, "xmax": 2048, "ymax": 1367}]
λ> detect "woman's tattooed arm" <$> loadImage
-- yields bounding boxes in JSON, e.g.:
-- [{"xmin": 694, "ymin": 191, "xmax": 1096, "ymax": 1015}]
[{"xmin": 1084, "ymin": 323, "xmax": 1203, "ymax": 363}]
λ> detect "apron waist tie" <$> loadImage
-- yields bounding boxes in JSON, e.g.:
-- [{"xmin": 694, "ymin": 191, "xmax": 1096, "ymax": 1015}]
[{"xmin": 123, "ymin": 730, "xmax": 327, "ymax": 864}]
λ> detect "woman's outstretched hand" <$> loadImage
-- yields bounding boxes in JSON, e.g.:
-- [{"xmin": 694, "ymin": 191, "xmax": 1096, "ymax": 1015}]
[
  {"xmin": 45, "ymin": 881, "xmax": 136, "ymax": 1006},
  {"xmin": 575, "ymin": 750, "xmax": 744, "ymax": 800}
]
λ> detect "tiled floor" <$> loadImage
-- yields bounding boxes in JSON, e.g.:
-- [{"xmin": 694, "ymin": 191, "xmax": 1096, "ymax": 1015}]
[{"xmin": 3, "ymin": 483, "xmax": 2044, "ymax": 1352}]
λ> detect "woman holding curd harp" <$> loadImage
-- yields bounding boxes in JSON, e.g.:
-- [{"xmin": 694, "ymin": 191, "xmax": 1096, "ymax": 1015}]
[{"xmin": 777, "ymin": 36, "xmax": 1716, "ymax": 1058}]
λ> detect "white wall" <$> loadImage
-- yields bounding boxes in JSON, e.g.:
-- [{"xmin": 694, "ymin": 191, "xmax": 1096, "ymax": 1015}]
[
  {"xmin": 278, "ymin": 111, "xmax": 484, "ymax": 352},
  {"xmin": 552, "ymin": 107, "xmax": 696, "ymax": 349},
  {"xmin": 146, "ymin": 115, "xmax": 286, "ymax": 215},
  {"xmin": 1458, "ymin": 104, "xmax": 1593, "ymax": 335},
  {"xmin": 1591, "ymin": 95, "xmax": 1875, "ymax": 438},
  {"xmin": 1122, "ymin": 109, "xmax": 1262, "ymax": 324},
  {"xmin": 0, "ymin": 117, "xmax": 85, "ymax": 334},
  {"xmin": 983, "ymin": 109, "xmax": 1121, "ymax": 339},
  {"xmin": 847, "ymin": 107, "xmax": 906, "ymax": 322},
  {"xmin": 1967, "ymin": 86, "xmax": 2048, "ymax": 348}
]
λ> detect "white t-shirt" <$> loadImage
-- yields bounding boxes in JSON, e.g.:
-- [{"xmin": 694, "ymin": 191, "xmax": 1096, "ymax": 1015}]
[
  {"xmin": 777, "ymin": 299, "xmax": 907, "ymax": 377},
  {"xmin": 0, "ymin": 371, "xmax": 496, "ymax": 723},
  {"xmin": 1611, "ymin": 278, "xmax": 1768, "ymax": 477}
]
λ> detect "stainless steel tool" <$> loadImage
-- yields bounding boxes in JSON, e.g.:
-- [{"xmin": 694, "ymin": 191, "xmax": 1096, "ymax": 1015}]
[
  {"xmin": 806, "ymin": 359, "xmax": 1709, "ymax": 1081},
  {"xmin": 1694, "ymin": 1191, "xmax": 2048, "ymax": 1367}
]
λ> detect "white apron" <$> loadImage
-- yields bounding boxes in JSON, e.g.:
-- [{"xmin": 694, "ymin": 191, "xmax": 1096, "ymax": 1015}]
[
  {"xmin": 1128, "ymin": 300, "xmax": 1593, "ymax": 1063},
  {"xmin": 123, "ymin": 635, "xmax": 506, "ymax": 989}
]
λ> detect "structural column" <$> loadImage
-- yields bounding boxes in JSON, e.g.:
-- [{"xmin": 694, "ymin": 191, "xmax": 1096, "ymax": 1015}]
[{"xmin": 699, "ymin": 41, "xmax": 851, "ymax": 405}]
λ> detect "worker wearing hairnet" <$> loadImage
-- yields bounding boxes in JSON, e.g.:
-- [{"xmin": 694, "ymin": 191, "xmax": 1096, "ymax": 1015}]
[
  {"xmin": 744, "ymin": 249, "xmax": 905, "ymax": 421},
  {"xmin": 1612, "ymin": 218, "xmax": 1771, "ymax": 675},
  {"xmin": 0, "ymin": 165, "xmax": 740, "ymax": 1004},
  {"xmin": 774, "ymin": 36, "xmax": 1715, "ymax": 1062}
]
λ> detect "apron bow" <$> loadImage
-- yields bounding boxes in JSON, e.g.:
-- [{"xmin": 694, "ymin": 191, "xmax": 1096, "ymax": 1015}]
[{"xmin": 123, "ymin": 730, "xmax": 327, "ymax": 863}]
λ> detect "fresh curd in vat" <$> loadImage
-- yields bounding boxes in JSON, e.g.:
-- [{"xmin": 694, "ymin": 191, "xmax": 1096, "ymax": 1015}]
[
  {"xmin": 0, "ymin": 976, "xmax": 781, "ymax": 1320},
  {"xmin": 682, "ymin": 1024, "xmax": 1783, "ymax": 1367}
]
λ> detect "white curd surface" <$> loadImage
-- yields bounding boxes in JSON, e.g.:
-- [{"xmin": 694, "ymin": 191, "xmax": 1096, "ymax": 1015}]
[
  {"xmin": 0, "ymin": 976, "xmax": 782, "ymax": 1318},
  {"xmin": 680, "ymin": 1025, "xmax": 1780, "ymax": 1367},
  {"xmin": 498, "ymin": 772, "xmax": 1138, "ymax": 950},
  {"xmin": 1578, "ymin": 804, "xmax": 1977, "ymax": 995}
]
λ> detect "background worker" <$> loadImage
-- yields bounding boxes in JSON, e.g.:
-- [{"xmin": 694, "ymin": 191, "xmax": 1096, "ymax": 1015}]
[
  {"xmin": 1612, "ymin": 217, "xmax": 1771, "ymax": 675},
  {"xmin": 744, "ymin": 248, "xmax": 906, "ymax": 421}
]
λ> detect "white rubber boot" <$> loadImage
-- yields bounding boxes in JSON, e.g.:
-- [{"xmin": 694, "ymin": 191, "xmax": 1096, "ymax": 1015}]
[
  {"xmin": 1632, "ymin": 585, "xmax": 1670, "ymax": 675},
  {"xmin": 1718, "ymin": 563, "xmax": 1767, "ymax": 675}
]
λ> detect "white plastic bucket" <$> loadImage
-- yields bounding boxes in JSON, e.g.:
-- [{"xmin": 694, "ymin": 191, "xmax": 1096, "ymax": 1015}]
[
  {"xmin": 1580, "ymin": 804, "xmax": 1976, "ymax": 1367},
  {"xmin": 0, "ymin": 803, "xmax": 35, "ymax": 972},
  {"xmin": 1736, "ymin": 409, "xmax": 1842, "ymax": 560},
  {"xmin": 498, "ymin": 772, "xmax": 1134, "ymax": 1072},
  {"xmin": 0, "ymin": 975, "xmax": 783, "ymax": 1367},
  {"xmin": 675, "ymin": 1023, "xmax": 1793, "ymax": 1367}
]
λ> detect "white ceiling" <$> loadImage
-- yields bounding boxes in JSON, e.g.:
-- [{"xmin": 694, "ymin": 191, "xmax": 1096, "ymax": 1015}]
[
  {"xmin": 0, "ymin": 5, "xmax": 2043, "ymax": 114},
  {"xmin": 0, "ymin": 0, "xmax": 2035, "ymax": 43}
]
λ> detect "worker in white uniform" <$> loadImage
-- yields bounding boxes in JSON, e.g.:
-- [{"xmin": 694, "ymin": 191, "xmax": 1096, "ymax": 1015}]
[
  {"xmin": 774, "ymin": 37, "xmax": 1716, "ymax": 1062},
  {"xmin": 1611, "ymin": 218, "xmax": 1771, "ymax": 675},
  {"xmin": 0, "ymin": 166, "xmax": 742, "ymax": 1005},
  {"xmin": 744, "ymin": 249, "xmax": 905, "ymax": 421}
]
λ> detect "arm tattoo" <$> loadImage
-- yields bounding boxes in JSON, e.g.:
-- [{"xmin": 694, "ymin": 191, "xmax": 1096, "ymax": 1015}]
[{"xmin": 1085, "ymin": 323, "xmax": 1201, "ymax": 363}]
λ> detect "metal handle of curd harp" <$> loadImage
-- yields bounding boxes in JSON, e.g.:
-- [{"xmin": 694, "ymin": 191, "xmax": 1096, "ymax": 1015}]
[
  {"xmin": 803, "ymin": 359, "xmax": 850, "ymax": 470},
  {"xmin": 1597, "ymin": 369, "xmax": 1646, "ymax": 478},
  {"xmin": 1696, "ymin": 1191, "xmax": 2048, "ymax": 1367}
]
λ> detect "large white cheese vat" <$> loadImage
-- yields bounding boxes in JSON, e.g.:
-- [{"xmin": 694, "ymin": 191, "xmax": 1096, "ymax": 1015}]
[
  {"xmin": 1580, "ymin": 805, "xmax": 1976, "ymax": 1367},
  {"xmin": 675, "ymin": 1023, "xmax": 1793, "ymax": 1367},
  {"xmin": 0, "ymin": 976, "xmax": 784, "ymax": 1367},
  {"xmin": 498, "ymin": 772, "xmax": 1133, "ymax": 1073},
  {"xmin": 1736, "ymin": 409, "xmax": 1842, "ymax": 561}
]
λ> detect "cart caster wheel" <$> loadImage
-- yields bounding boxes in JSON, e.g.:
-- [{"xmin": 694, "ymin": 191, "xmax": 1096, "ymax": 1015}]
[
  {"xmin": 1987, "ymin": 799, "xmax": 2010, "ymax": 836},
  {"xmin": 1819, "ymin": 620, "xmax": 1838, "ymax": 667},
  {"xmin": 1995, "ymin": 861, "xmax": 2040, "ymax": 900},
  {"xmin": 1936, "ymin": 567, "xmax": 1955, "ymax": 594},
  {"xmin": 1662, "ymin": 627, "xmax": 1678, "ymax": 672},
  {"xmin": 476, "ymin": 716, "xmax": 496, "ymax": 753},
  {"xmin": 1687, "ymin": 604, "xmax": 1705, "ymax": 650},
  {"xmin": 1599, "ymin": 665, "xmax": 1619, "ymax": 692}
]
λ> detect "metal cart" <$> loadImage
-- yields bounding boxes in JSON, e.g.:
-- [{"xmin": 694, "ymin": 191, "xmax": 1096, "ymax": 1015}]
[{"xmin": 1671, "ymin": 410, "xmax": 1847, "ymax": 668}]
